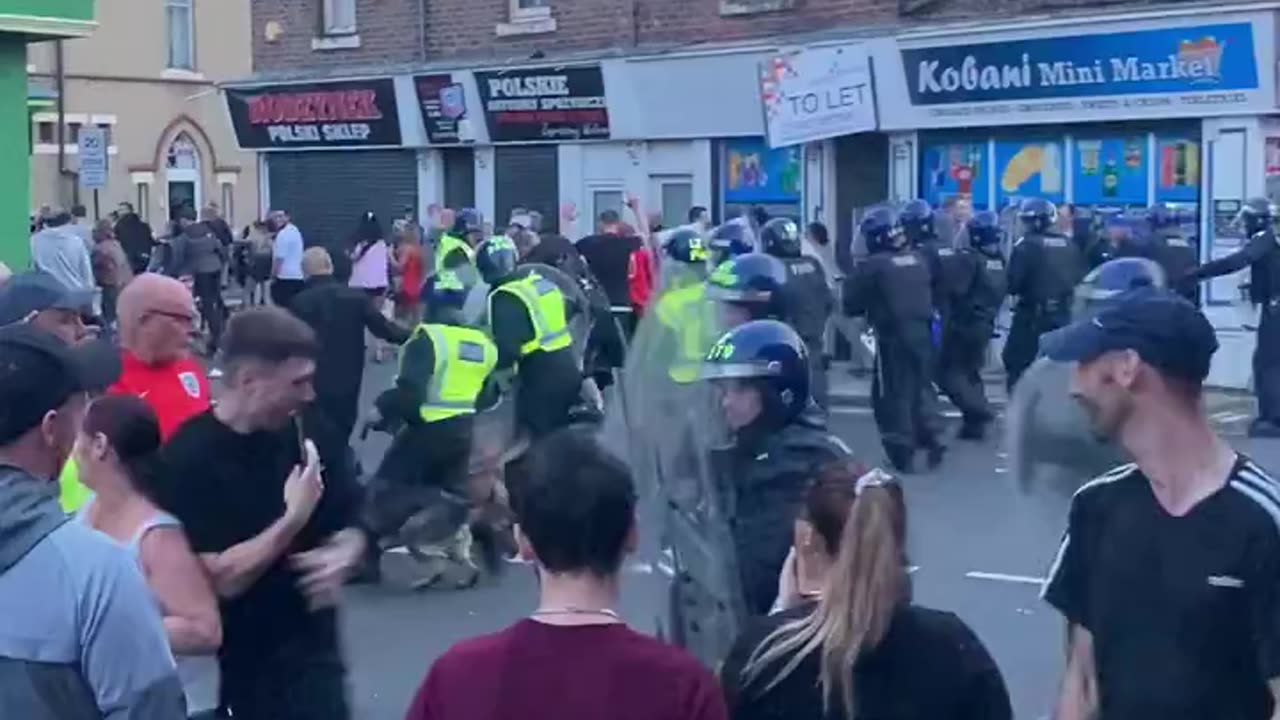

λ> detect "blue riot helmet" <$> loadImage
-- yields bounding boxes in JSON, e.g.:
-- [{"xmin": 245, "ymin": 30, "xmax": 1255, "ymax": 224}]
[
  {"xmin": 475, "ymin": 235, "xmax": 520, "ymax": 285},
  {"xmin": 860, "ymin": 205, "xmax": 903, "ymax": 255},
  {"xmin": 899, "ymin": 199, "xmax": 936, "ymax": 247},
  {"xmin": 1071, "ymin": 256, "xmax": 1166, "ymax": 320},
  {"xmin": 700, "ymin": 319, "xmax": 810, "ymax": 425},
  {"xmin": 423, "ymin": 269, "xmax": 472, "ymax": 323},
  {"xmin": 1147, "ymin": 202, "xmax": 1179, "ymax": 230},
  {"xmin": 665, "ymin": 227, "xmax": 711, "ymax": 266},
  {"xmin": 966, "ymin": 211, "xmax": 1004, "ymax": 256},
  {"xmin": 1240, "ymin": 197, "xmax": 1276, "ymax": 236},
  {"xmin": 760, "ymin": 218, "xmax": 803, "ymax": 258},
  {"xmin": 709, "ymin": 221, "xmax": 754, "ymax": 262},
  {"xmin": 705, "ymin": 253, "xmax": 789, "ymax": 324},
  {"xmin": 1018, "ymin": 197, "xmax": 1058, "ymax": 234}
]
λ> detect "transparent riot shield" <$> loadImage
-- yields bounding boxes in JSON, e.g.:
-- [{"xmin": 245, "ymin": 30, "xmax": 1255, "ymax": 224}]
[{"xmin": 601, "ymin": 268, "xmax": 741, "ymax": 668}]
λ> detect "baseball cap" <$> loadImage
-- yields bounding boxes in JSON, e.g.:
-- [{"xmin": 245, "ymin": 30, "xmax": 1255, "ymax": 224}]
[
  {"xmin": 0, "ymin": 271, "xmax": 95, "ymax": 325},
  {"xmin": 1041, "ymin": 287, "xmax": 1218, "ymax": 381},
  {"xmin": 0, "ymin": 324, "xmax": 120, "ymax": 444}
]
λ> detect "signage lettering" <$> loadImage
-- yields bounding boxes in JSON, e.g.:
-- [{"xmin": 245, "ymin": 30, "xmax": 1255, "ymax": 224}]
[
  {"xmin": 475, "ymin": 66, "xmax": 611, "ymax": 143},
  {"xmin": 759, "ymin": 44, "xmax": 877, "ymax": 148},
  {"xmin": 226, "ymin": 79, "xmax": 401, "ymax": 149}
]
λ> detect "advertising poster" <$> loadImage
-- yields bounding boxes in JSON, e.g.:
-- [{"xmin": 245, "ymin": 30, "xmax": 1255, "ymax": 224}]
[
  {"xmin": 414, "ymin": 73, "xmax": 467, "ymax": 144},
  {"xmin": 995, "ymin": 139, "xmax": 1065, "ymax": 208},
  {"xmin": 225, "ymin": 79, "xmax": 402, "ymax": 149},
  {"xmin": 474, "ymin": 65, "xmax": 610, "ymax": 143},
  {"xmin": 723, "ymin": 137, "xmax": 802, "ymax": 205},
  {"xmin": 1154, "ymin": 135, "xmax": 1200, "ymax": 203},
  {"xmin": 921, "ymin": 142, "xmax": 989, "ymax": 209},
  {"xmin": 1073, "ymin": 136, "xmax": 1148, "ymax": 206},
  {"xmin": 758, "ymin": 44, "xmax": 877, "ymax": 149}
]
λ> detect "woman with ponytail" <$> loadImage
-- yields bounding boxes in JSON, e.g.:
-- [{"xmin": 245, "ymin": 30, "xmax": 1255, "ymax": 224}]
[
  {"xmin": 75, "ymin": 394, "xmax": 222, "ymax": 716},
  {"xmin": 721, "ymin": 459, "xmax": 1011, "ymax": 720}
]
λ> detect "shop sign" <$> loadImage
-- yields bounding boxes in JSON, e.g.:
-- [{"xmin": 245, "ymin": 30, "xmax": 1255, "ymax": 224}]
[
  {"xmin": 226, "ymin": 79, "xmax": 402, "ymax": 149},
  {"xmin": 892, "ymin": 21, "xmax": 1264, "ymax": 126},
  {"xmin": 414, "ymin": 74, "xmax": 467, "ymax": 144},
  {"xmin": 759, "ymin": 44, "xmax": 877, "ymax": 149},
  {"xmin": 475, "ymin": 65, "xmax": 610, "ymax": 143}
]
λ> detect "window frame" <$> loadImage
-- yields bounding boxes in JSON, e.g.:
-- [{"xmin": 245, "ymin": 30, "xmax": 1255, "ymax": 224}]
[
  {"xmin": 510, "ymin": 0, "xmax": 551, "ymax": 22},
  {"xmin": 165, "ymin": 0, "xmax": 196, "ymax": 71},
  {"xmin": 321, "ymin": 0, "xmax": 358, "ymax": 36}
]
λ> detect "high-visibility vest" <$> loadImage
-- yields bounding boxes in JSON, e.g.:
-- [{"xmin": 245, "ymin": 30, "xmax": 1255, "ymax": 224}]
[
  {"xmin": 405, "ymin": 323, "xmax": 497, "ymax": 423},
  {"xmin": 490, "ymin": 272, "xmax": 572, "ymax": 358},
  {"xmin": 59, "ymin": 459, "xmax": 92, "ymax": 513},
  {"xmin": 655, "ymin": 282, "xmax": 714, "ymax": 383},
  {"xmin": 435, "ymin": 233, "xmax": 475, "ymax": 274}
]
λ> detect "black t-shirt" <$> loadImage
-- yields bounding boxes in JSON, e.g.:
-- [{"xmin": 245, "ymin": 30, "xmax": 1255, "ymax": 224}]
[
  {"xmin": 576, "ymin": 233, "xmax": 640, "ymax": 308},
  {"xmin": 721, "ymin": 603, "xmax": 1011, "ymax": 720},
  {"xmin": 1044, "ymin": 458, "xmax": 1280, "ymax": 720},
  {"xmin": 156, "ymin": 409, "xmax": 362, "ymax": 674}
]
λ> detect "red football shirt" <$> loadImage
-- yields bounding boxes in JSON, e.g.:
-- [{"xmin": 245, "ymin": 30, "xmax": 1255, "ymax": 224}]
[{"xmin": 109, "ymin": 350, "xmax": 212, "ymax": 439}]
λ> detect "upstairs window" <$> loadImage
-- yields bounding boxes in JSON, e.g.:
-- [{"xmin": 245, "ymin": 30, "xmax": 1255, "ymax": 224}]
[
  {"xmin": 322, "ymin": 0, "xmax": 357, "ymax": 35},
  {"xmin": 166, "ymin": 0, "xmax": 195, "ymax": 70}
]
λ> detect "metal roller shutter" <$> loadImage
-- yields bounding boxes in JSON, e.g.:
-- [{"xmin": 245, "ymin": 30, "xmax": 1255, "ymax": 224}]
[
  {"xmin": 494, "ymin": 145, "xmax": 558, "ymax": 229},
  {"xmin": 442, "ymin": 148, "xmax": 476, "ymax": 211},
  {"xmin": 267, "ymin": 150, "xmax": 417, "ymax": 246}
]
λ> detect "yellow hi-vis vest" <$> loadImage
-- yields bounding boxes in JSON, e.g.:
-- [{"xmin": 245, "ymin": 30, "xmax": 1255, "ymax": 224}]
[
  {"xmin": 407, "ymin": 323, "xmax": 498, "ymax": 423},
  {"xmin": 59, "ymin": 459, "xmax": 92, "ymax": 512},
  {"xmin": 490, "ymin": 273, "xmax": 572, "ymax": 358},
  {"xmin": 655, "ymin": 282, "xmax": 713, "ymax": 383},
  {"xmin": 435, "ymin": 233, "xmax": 475, "ymax": 274}
]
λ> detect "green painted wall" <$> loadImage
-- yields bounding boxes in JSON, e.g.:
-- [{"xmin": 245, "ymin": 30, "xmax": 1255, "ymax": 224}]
[
  {"xmin": 0, "ymin": 37, "xmax": 26, "ymax": 270},
  {"xmin": 0, "ymin": 0, "xmax": 93, "ymax": 23}
]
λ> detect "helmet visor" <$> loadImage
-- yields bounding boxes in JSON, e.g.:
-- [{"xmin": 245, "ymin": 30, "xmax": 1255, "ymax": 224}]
[
  {"xmin": 704, "ymin": 285, "xmax": 772, "ymax": 303},
  {"xmin": 698, "ymin": 360, "xmax": 782, "ymax": 381}
]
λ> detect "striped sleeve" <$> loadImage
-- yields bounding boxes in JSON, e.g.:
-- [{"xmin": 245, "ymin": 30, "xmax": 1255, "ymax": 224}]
[{"xmin": 1232, "ymin": 460, "xmax": 1280, "ymax": 679}]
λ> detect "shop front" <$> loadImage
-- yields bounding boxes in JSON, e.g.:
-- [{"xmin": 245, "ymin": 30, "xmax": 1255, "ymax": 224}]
[
  {"xmin": 871, "ymin": 9, "xmax": 1278, "ymax": 388},
  {"xmin": 225, "ymin": 76, "xmax": 417, "ymax": 246}
]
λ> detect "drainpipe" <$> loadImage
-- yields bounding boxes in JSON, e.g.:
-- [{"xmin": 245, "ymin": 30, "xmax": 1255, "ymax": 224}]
[
  {"xmin": 417, "ymin": 0, "xmax": 426, "ymax": 61},
  {"xmin": 54, "ymin": 40, "xmax": 77, "ymax": 206}
]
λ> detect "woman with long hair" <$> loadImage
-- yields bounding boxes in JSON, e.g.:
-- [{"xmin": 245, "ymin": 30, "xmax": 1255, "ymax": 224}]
[
  {"xmin": 75, "ymin": 394, "xmax": 222, "ymax": 716},
  {"xmin": 349, "ymin": 211, "xmax": 392, "ymax": 360},
  {"xmin": 392, "ymin": 224, "xmax": 426, "ymax": 326},
  {"xmin": 721, "ymin": 459, "xmax": 1011, "ymax": 720}
]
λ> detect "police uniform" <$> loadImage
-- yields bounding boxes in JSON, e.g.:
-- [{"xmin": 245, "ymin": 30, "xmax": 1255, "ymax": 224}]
[
  {"xmin": 761, "ymin": 218, "xmax": 833, "ymax": 410},
  {"xmin": 1003, "ymin": 199, "xmax": 1085, "ymax": 391},
  {"xmin": 1146, "ymin": 205, "xmax": 1198, "ymax": 304},
  {"xmin": 436, "ymin": 232, "xmax": 475, "ymax": 274},
  {"xmin": 936, "ymin": 240, "xmax": 1006, "ymax": 439}
]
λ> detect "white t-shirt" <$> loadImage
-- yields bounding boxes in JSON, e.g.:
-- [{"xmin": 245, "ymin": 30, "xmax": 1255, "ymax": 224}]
[{"xmin": 273, "ymin": 223, "xmax": 304, "ymax": 280}]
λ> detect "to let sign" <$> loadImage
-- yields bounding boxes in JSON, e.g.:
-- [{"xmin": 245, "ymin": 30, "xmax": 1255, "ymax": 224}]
[
  {"xmin": 759, "ymin": 44, "xmax": 878, "ymax": 149},
  {"xmin": 475, "ymin": 65, "xmax": 610, "ymax": 143},
  {"xmin": 78, "ymin": 126, "xmax": 108, "ymax": 190},
  {"xmin": 225, "ymin": 78, "xmax": 403, "ymax": 149}
]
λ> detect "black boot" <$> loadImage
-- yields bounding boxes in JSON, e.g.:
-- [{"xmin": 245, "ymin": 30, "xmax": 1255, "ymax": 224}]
[
  {"xmin": 957, "ymin": 421, "xmax": 987, "ymax": 441},
  {"xmin": 886, "ymin": 446, "xmax": 915, "ymax": 474}
]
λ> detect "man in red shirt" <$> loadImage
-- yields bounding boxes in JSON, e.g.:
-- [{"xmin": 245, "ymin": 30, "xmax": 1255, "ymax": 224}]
[
  {"xmin": 405, "ymin": 428, "xmax": 726, "ymax": 720},
  {"xmin": 111, "ymin": 273, "xmax": 211, "ymax": 438}
]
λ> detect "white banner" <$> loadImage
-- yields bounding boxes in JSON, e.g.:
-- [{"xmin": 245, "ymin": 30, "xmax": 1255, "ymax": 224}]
[{"xmin": 759, "ymin": 44, "xmax": 877, "ymax": 149}]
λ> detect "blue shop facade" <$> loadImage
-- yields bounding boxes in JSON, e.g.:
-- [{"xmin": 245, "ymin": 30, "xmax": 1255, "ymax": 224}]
[{"xmin": 870, "ymin": 7, "xmax": 1280, "ymax": 389}]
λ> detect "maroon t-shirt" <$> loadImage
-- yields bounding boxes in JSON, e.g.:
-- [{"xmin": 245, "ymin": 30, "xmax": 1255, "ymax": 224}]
[{"xmin": 404, "ymin": 619, "xmax": 727, "ymax": 720}]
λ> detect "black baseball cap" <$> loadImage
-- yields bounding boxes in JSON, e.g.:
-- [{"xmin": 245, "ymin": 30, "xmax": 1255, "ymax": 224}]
[
  {"xmin": 0, "ymin": 271, "xmax": 94, "ymax": 325},
  {"xmin": 1041, "ymin": 287, "xmax": 1219, "ymax": 381},
  {"xmin": 0, "ymin": 324, "xmax": 119, "ymax": 444}
]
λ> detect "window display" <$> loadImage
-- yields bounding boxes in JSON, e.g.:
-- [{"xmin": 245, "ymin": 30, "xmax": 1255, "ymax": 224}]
[{"xmin": 921, "ymin": 142, "xmax": 989, "ymax": 209}]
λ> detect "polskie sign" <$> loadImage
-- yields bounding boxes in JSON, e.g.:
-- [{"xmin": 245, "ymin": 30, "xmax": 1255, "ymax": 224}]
[{"xmin": 475, "ymin": 65, "xmax": 610, "ymax": 143}]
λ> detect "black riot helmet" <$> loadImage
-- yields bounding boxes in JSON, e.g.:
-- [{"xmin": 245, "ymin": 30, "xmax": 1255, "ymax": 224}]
[
  {"xmin": 1147, "ymin": 202, "xmax": 1178, "ymax": 230},
  {"xmin": 967, "ymin": 210, "xmax": 1004, "ymax": 255},
  {"xmin": 423, "ymin": 269, "xmax": 472, "ymax": 323},
  {"xmin": 761, "ymin": 218, "xmax": 803, "ymax": 258},
  {"xmin": 1018, "ymin": 197, "xmax": 1058, "ymax": 235},
  {"xmin": 709, "ymin": 221, "xmax": 754, "ymax": 262},
  {"xmin": 899, "ymin": 199, "xmax": 936, "ymax": 247},
  {"xmin": 700, "ymin": 319, "xmax": 810, "ymax": 425},
  {"xmin": 475, "ymin": 235, "xmax": 520, "ymax": 284},
  {"xmin": 665, "ymin": 227, "xmax": 711, "ymax": 266},
  {"xmin": 1240, "ymin": 197, "xmax": 1276, "ymax": 236},
  {"xmin": 860, "ymin": 205, "xmax": 904, "ymax": 255},
  {"xmin": 705, "ymin": 253, "xmax": 789, "ymax": 322}
]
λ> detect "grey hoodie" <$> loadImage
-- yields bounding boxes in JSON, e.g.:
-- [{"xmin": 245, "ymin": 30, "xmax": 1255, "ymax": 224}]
[{"xmin": 0, "ymin": 465, "xmax": 186, "ymax": 719}]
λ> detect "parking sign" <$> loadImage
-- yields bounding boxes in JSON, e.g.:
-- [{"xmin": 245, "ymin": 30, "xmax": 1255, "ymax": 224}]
[{"xmin": 78, "ymin": 127, "xmax": 108, "ymax": 189}]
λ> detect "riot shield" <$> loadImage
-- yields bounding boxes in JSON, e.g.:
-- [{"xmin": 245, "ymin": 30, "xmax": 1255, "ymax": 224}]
[{"xmin": 601, "ymin": 271, "xmax": 741, "ymax": 668}]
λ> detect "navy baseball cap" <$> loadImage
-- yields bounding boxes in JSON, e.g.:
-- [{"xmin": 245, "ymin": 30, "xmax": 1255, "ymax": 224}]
[
  {"xmin": 1041, "ymin": 287, "xmax": 1218, "ymax": 381},
  {"xmin": 0, "ymin": 324, "xmax": 119, "ymax": 443},
  {"xmin": 0, "ymin": 271, "xmax": 94, "ymax": 325}
]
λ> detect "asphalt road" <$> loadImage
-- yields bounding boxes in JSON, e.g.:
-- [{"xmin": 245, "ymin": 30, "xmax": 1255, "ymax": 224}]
[{"xmin": 209, "ymin": 359, "xmax": 1280, "ymax": 720}]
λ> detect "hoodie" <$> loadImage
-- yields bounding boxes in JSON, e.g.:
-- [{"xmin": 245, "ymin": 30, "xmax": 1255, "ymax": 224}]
[{"xmin": 0, "ymin": 465, "xmax": 185, "ymax": 719}]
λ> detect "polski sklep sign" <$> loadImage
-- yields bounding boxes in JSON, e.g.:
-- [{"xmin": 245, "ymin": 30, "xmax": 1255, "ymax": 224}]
[
  {"xmin": 759, "ymin": 44, "xmax": 877, "ymax": 148},
  {"xmin": 225, "ymin": 79, "xmax": 402, "ymax": 149},
  {"xmin": 891, "ymin": 21, "xmax": 1265, "ymax": 127},
  {"xmin": 475, "ymin": 66, "xmax": 610, "ymax": 143}
]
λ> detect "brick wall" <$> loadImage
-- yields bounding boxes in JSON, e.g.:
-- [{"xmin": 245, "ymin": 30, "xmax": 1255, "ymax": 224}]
[{"xmin": 252, "ymin": 0, "xmax": 425, "ymax": 75}]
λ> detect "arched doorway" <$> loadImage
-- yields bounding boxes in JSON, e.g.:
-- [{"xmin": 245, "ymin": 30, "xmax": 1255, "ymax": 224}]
[{"xmin": 165, "ymin": 132, "xmax": 202, "ymax": 220}]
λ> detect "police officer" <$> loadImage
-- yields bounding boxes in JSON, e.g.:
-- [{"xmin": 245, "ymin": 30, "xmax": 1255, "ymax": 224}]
[
  {"xmin": 697, "ymin": 319, "xmax": 851, "ymax": 616},
  {"xmin": 362, "ymin": 269, "xmax": 499, "ymax": 587},
  {"xmin": 476, "ymin": 236, "xmax": 581, "ymax": 439},
  {"xmin": 1002, "ymin": 197, "xmax": 1085, "ymax": 391},
  {"xmin": 709, "ymin": 219, "xmax": 755, "ymax": 267},
  {"xmin": 844, "ymin": 206, "xmax": 944, "ymax": 473},
  {"xmin": 653, "ymin": 228, "xmax": 717, "ymax": 383},
  {"xmin": 1184, "ymin": 197, "xmax": 1280, "ymax": 437},
  {"xmin": 1146, "ymin": 203, "xmax": 1198, "ymax": 303},
  {"xmin": 761, "ymin": 218, "xmax": 834, "ymax": 409},
  {"xmin": 937, "ymin": 211, "xmax": 1007, "ymax": 440},
  {"xmin": 705, "ymin": 251, "xmax": 790, "ymax": 329},
  {"xmin": 437, "ymin": 208, "xmax": 482, "ymax": 275}
]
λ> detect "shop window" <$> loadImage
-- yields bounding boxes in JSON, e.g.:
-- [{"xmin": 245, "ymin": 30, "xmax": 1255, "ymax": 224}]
[
  {"xmin": 322, "ymin": 0, "xmax": 357, "ymax": 35},
  {"xmin": 36, "ymin": 121, "xmax": 55, "ymax": 144},
  {"xmin": 659, "ymin": 181, "xmax": 693, "ymax": 229},
  {"xmin": 166, "ymin": 0, "xmax": 195, "ymax": 70}
]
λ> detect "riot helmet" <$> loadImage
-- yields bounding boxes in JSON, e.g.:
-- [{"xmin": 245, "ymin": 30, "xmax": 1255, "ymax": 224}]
[
  {"xmin": 899, "ymin": 199, "xmax": 936, "ymax": 247},
  {"xmin": 665, "ymin": 227, "xmax": 710, "ymax": 266},
  {"xmin": 1018, "ymin": 197, "xmax": 1058, "ymax": 235},
  {"xmin": 860, "ymin": 205, "xmax": 904, "ymax": 255},
  {"xmin": 1240, "ymin": 197, "xmax": 1276, "ymax": 236},
  {"xmin": 705, "ymin": 253, "xmax": 789, "ymax": 325},
  {"xmin": 966, "ymin": 211, "xmax": 1004, "ymax": 256},
  {"xmin": 1147, "ymin": 202, "xmax": 1178, "ymax": 230},
  {"xmin": 475, "ymin": 235, "xmax": 520, "ymax": 285},
  {"xmin": 700, "ymin": 319, "xmax": 810, "ymax": 426},
  {"xmin": 1071, "ymin": 256, "xmax": 1166, "ymax": 319},
  {"xmin": 424, "ymin": 269, "xmax": 472, "ymax": 324},
  {"xmin": 709, "ymin": 220, "xmax": 754, "ymax": 263},
  {"xmin": 760, "ymin": 218, "xmax": 803, "ymax": 258}
]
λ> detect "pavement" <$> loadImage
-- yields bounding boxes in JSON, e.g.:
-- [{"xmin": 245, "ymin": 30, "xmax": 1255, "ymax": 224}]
[{"xmin": 196, "ymin": 357, "xmax": 1277, "ymax": 719}]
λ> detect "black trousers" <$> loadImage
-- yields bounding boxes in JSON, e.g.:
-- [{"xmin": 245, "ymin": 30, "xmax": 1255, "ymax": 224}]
[
  {"xmin": 1003, "ymin": 307, "xmax": 1069, "ymax": 391},
  {"xmin": 271, "ymin": 279, "xmax": 305, "ymax": 309},
  {"xmin": 1256, "ymin": 303, "xmax": 1280, "ymax": 423},
  {"xmin": 938, "ymin": 325, "xmax": 994, "ymax": 425},
  {"xmin": 806, "ymin": 339, "xmax": 828, "ymax": 410},
  {"xmin": 193, "ymin": 271, "xmax": 226, "ymax": 352},
  {"xmin": 871, "ymin": 329, "xmax": 940, "ymax": 457},
  {"xmin": 362, "ymin": 418, "xmax": 474, "ymax": 544},
  {"xmin": 220, "ymin": 640, "xmax": 349, "ymax": 720}
]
